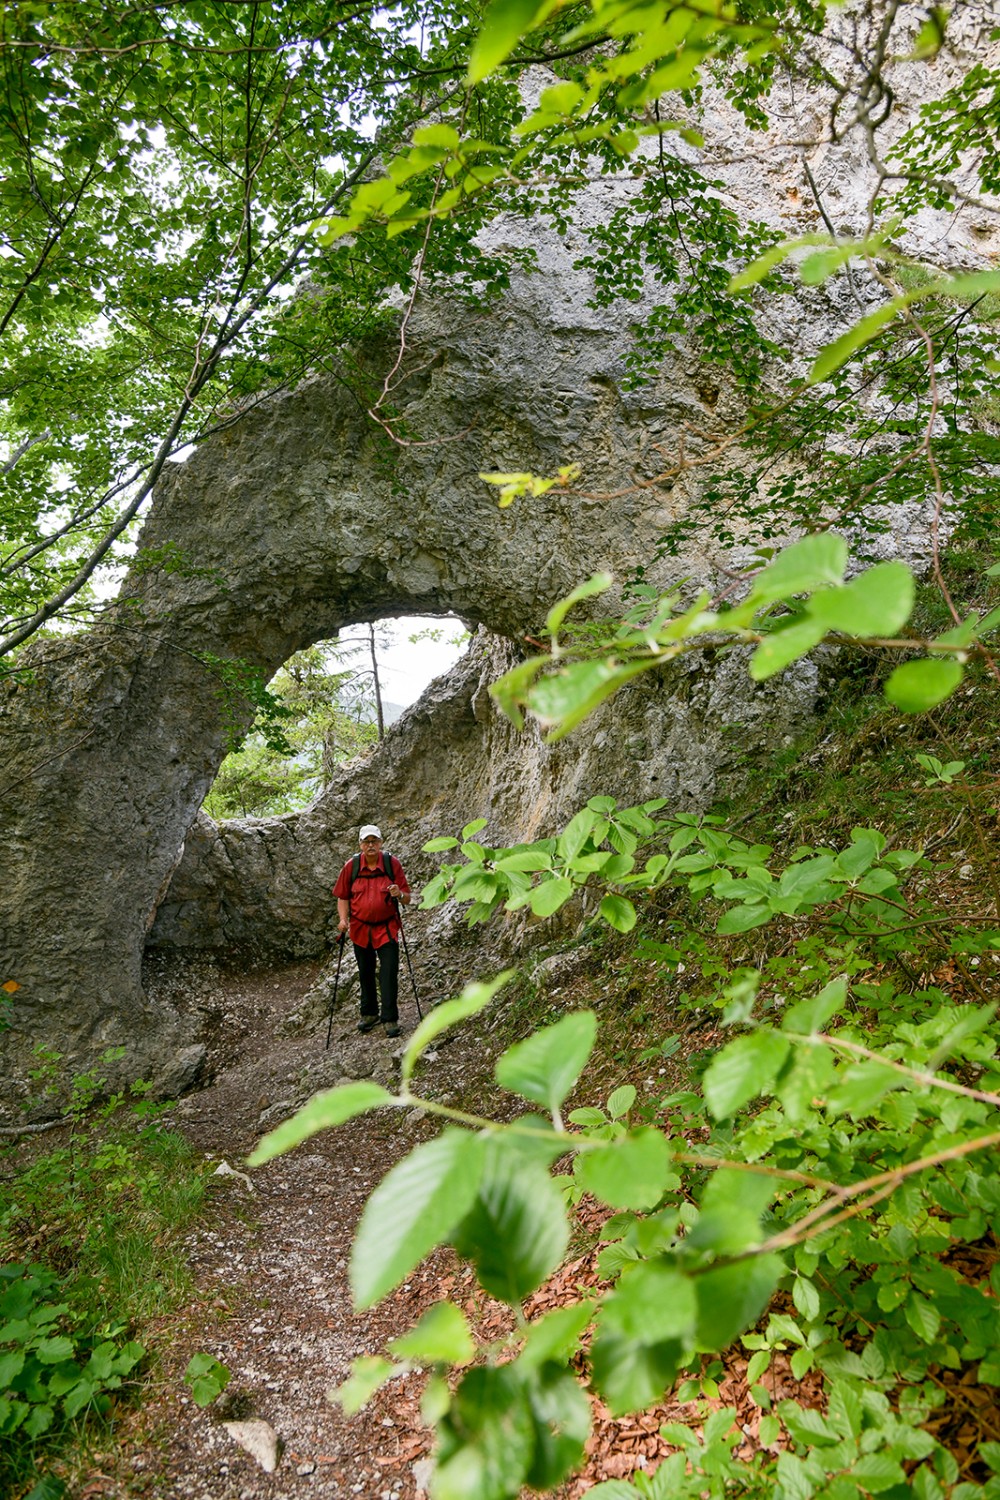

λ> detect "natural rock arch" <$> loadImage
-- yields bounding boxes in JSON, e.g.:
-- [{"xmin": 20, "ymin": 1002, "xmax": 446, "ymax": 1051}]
[
  {"xmin": 2, "ymin": 50, "xmax": 962, "ymax": 1111},
  {"xmin": 0, "ymin": 266, "xmax": 702, "ymax": 1114}
]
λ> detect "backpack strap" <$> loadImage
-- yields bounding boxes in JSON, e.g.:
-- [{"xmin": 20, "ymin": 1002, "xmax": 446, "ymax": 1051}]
[{"xmin": 348, "ymin": 851, "xmax": 396, "ymax": 891}]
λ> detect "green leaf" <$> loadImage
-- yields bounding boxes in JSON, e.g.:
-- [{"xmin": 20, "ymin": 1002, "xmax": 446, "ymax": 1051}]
[
  {"xmin": 402, "ymin": 973, "xmax": 513, "ymax": 1086},
  {"xmin": 545, "ymin": 572, "xmax": 614, "ymax": 635},
  {"xmin": 424, "ymin": 835, "xmax": 460, "ymax": 851},
  {"xmin": 729, "ymin": 235, "xmax": 829, "ymax": 291},
  {"xmin": 828, "ymin": 1060, "xmax": 900, "ymax": 1115},
  {"xmin": 495, "ymin": 1011, "xmax": 597, "ymax": 1113},
  {"xmin": 567, "ymin": 1106, "xmax": 608, "ymax": 1127},
  {"xmin": 557, "ymin": 807, "xmax": 599, "ymax": 860},
  {"xmin": 980, "ymin": 1442, "xmax": 1000, "ymax": 1474},
  {"xmin": 523, "ymin": 1361, "xmax": 591, "ymax": 1489},
  {"xmin": 809, "ymin": 301, "xmax": 904, "ymax": 383},
  {"xmin": 248, "ymin": 1081, "xmax": 395, "ymax": 1165},
  {"xmin": 489, "ymin": 654, "xmax": 550, "ymax": 729},
  {"xmin": 576, "ymin": 1128, "xmax": 673, "ymax": 1210},
  {"xmin": 332, "ymin": 1355, "xmax": 396, "ymax": 1415},
  {"xmin": 412, "ymin": 123, "xmax": 461, "ymax": 149},
  {"xmin": 529, "ymin": 876, "xmax": 575, "ymax": 917},
  {"xmin": 389, "ymin": 1302, "xmax": 475, "ymax": 1365},
  {"xmin": 716, "ymin": 901, "xmax": 772, "ymax": 934},
  {"xmin": 914, "ymin": 268, "xmax": 1000, "ymax": 303},
  {"xmin": 602, "ymin": 1261, "xmax": 697, "ymax": 1343},
  {"xmin": 775, "ymin": 1451, "xmax": 815, "ymax": 1500},
  {"xmin": 775, "ymin": 1045, "xmax": 836, "ymax": 1122},
  {"xmin": 529, "ymin": 658, "xmax": 654, "ymax": 741},
  {"xmin": 837, "ymin": 828, "xmax": 884, "ymax": 876},
  {"xmin": 521, "ymin": 1303, "xmax": 593, "ymax": 1369},
  {"xmin": 35, "ymin": 1337, "xmax": 74, "ymax": 1364},
  {"xmin": 905, "ymin": 1293, "xmax": 941, "ymax": 1343},
  {"xmin": 750, "ymin": 617, "xmax": 829, "ymax": 680},
  {"xmin": 600, "ymin": 894, "xmax": 637, "ymax": 932},
  {"xmin": 806, "ymin": 561, "xmax": 915, "ymax": 636},
  {"xmin": 494, "ymin": 847, "xmax": 553, "ymax": 872},
  {"xmin": 779, "ymin": 1400, "xmax": 839, "ymax": 1446},
  {"xmin": 350, "ymin": 1129, "xmax": 484, "ymax": 1308},
  {"xmin": 433, "ymin": 1364, "xmax": 536, "ymax": 1500},
  {"xmin": 183, "ymin": 1353, "xmax": 230, "ymax": 1407},
  {"xmin": 850, "ymin": 1454, "xmax": 907, "ymax": 1491},
  {"xmin": 751, "ymin": 534, "xmax": 848, "ymax": 604},
  {"xmin": 827, "ymin": 1381, "xmax": 863, "ymax": 1439},
  {"xmin": 452, "ymin": 1143, "xmax": 568, "ymax": 1302},
  {"xmin": 467, "ymin": 0, "xmax": 547, "ymax": 83},
  {"xmin": 885, "ymin": 657, "xmax": 964, "ymax": 713},
  {"xmin": 462, "ymin": 818, "xmax": 489, "ymax": 839},
  {"xmin": 702, "ymin": 1031, "xmax": 791, "ymax": 1119},
  {"xmin": 591, "ymin": 1322, "xmax": 685, "ymax": 1416},
  {"xmin": 781, "ymin": 977, "xmax": 847, "ymax": 1035},
  {"xmin": 606, "ymin": 1085, "xmax": 636, "ymax": 1119},
  {"xmin": 692, "ymin": 1167, "xmax": 775, "ymax": 1255},
  {"xmin": 695, "ymin": 1255, "xmax": 784, "ymax": 1350}
]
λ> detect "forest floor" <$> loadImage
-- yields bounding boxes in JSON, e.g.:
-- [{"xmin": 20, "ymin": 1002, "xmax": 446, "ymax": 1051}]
[{"xmin": 75, "ymin": 937, "xmax": 819, "ymax": 1500}]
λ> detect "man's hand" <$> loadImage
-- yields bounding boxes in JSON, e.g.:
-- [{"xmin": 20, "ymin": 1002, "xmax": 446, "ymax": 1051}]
[{"xmin": 338, "ymin": 917, "xmax": 349, "ymax": 934}]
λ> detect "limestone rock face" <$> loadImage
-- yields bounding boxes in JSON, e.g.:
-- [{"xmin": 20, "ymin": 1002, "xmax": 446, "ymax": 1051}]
[{"xmin": 0, "ymin": 256, "xmax": 718, "ymax": 1113}]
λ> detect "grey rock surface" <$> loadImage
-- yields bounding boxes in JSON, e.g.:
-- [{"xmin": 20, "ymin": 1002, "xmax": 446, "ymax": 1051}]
[{"xmin": 221, "ymin": 1419, "xmax": 282, "ymax": 1474}]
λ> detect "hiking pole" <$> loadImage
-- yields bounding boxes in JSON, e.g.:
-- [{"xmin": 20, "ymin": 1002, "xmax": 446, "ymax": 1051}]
[
  {"xmin": 325, "ymin": 932, "xmax": 346, "ymax": 1051},
  {"xmin": 392, "ymin": 899, "xmax": 424, "ymax": 1022}
]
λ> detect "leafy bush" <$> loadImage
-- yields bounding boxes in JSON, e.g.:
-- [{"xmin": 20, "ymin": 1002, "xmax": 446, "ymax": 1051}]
[
  {"xmin": 0, "ymin": 1263, "xmax": 144, "ymax": 1437},
  {"xmin": 251, "ymin": 780, "xmax": 1000, "ymax": 1498},
  {"xmin": 0, "ymin": 1096, "xmax": 207, "ymax": 1494}
]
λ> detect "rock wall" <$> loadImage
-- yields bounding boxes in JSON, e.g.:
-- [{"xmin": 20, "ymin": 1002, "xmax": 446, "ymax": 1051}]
[{"xmin": 0, "ymin": 256, "xmax": 736, "ymax": 1114}]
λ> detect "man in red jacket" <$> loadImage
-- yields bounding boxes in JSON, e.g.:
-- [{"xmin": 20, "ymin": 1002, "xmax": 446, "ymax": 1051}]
[{"xmin": 333, "ymin": 824, "xmax": 411, "ymax": 1038}]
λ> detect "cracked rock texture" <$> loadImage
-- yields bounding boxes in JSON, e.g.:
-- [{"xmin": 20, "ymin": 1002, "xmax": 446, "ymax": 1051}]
[{"xmin": 2, "ymin": 26, "xmax": 992, "ymax": 1113}]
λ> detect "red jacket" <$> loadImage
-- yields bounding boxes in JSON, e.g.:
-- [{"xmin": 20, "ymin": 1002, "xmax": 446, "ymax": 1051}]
[{"xmin": 333, "ymin": 853, "xmax": 410, "ymax": 948}]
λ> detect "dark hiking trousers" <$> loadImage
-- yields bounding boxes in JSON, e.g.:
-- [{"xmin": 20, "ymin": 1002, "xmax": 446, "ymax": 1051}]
[{"xmin": 354, "ymin": 939, "xmax": 400, "ymax": 1024}]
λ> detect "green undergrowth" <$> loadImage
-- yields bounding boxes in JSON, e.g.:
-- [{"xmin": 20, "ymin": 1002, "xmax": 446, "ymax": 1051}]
[
  {"xmin": 0, "ymin": 1081, "xmax": 209, "ymax": 1499},
  {"xmin": 312, "ymin": 571, "xmax": 1000, "ymax": 1499}
]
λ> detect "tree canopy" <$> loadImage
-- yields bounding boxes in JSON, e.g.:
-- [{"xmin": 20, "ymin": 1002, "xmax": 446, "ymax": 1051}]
[{"xmin": 5, "ymin": 0, "xmax": 998, "ymax": 683}]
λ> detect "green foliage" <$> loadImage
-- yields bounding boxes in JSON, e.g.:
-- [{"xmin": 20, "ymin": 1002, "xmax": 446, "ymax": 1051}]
[
  {"xmin": 183, "ymin": 1353, "xmax": 231, "ymax": 1408},
  {"xmin": 253, "ymin": 761, "xmax": 1000, "ymax": 1497},
  {"xmin": 0, "ymin": 0, "xmax": 519, "ymax": 654},
  {"xmin": 202, "ymin": 644, "xmax": 378, "ymax": 819},
  {"xmin": 484, "ymin": 539, "xmax": 1000, "ymax": 744},
  {"xmin": 0, "ymin": 1264, "xmax": 143, "ymax": 1438},
  {"xmin": 0, "ymin": 1081, "xmax": 207, "ymax": 1494}
]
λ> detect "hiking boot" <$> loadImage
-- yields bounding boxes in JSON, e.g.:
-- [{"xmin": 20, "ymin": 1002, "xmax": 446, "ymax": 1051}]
[
  {"xmin": 384, "ymin": 1023, "xmax": 401, "ymax": 1038},
  {"xmin": 358, "ymin": 1016, "xmax": 379, "ymax": 1033}
]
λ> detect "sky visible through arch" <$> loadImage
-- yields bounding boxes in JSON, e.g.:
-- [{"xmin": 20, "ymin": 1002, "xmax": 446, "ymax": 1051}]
[{"xmin": 338, "ymin": 615, "xmax": 468, "ymax": 710}]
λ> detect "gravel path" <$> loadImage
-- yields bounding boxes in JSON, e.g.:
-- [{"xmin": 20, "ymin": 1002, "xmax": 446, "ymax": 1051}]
[{"xmin": 114, "ymin": 950, "xmax": 487, "ymax": 1500}]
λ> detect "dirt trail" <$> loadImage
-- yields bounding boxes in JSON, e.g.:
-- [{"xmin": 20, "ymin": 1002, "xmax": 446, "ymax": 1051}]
[{"xmin": 118, "ymin": 951, "xmax": 486, "ymax": 1500}]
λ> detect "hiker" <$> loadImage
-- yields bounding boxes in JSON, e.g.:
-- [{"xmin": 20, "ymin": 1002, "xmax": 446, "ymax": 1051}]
[{"xmin": 333, "ymin": 824, "xmax": 412, "ymax": 1038}]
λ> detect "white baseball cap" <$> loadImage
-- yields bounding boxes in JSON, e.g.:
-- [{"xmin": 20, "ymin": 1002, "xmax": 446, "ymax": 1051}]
[{"xmin": 359, "ymin": 824, "xmax": 382, "ymax": 840}]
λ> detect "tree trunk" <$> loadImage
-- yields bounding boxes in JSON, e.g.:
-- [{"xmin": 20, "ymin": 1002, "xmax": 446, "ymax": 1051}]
[{"xmin": 369, "ymin": 623, "xmax": 385, "ymax": 741}]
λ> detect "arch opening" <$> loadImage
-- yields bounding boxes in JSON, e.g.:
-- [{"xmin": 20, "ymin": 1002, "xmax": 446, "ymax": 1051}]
[{"xmin": 200, "ymin": 615, "xmax": 470, "ymax": 822}]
